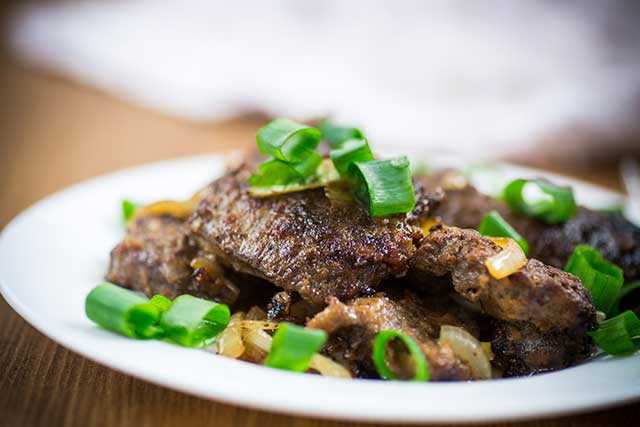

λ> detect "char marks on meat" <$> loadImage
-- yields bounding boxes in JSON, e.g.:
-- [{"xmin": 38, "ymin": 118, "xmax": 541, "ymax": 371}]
[
  {"xmin": 307, "ymin": 291, "xmax": 480, "ymax": 380},
  {"xmin": 189, "ymin": 166, "xmax": 439, "ymax": 304},
  {"xmin": 420, "ymin": 171, "xmax": 640, "ymax": 281},
  {"xmin": 411, "ymin": 225, "xmax": 596, "ymax": 374}
]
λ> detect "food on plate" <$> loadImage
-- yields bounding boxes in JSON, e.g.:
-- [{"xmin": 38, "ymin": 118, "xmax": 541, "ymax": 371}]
[{"xmin": 87, "ymin": 118, "xmax": 640, "ymax": 382}]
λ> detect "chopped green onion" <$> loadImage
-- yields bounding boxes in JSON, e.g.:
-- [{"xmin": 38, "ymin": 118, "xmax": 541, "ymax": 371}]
[
  {"xmin": 372, "ymin": 330, "xmax": 430, "ymax": 381},
  {"xmin": 265, "ymin": 323, "xmax": 327, "ymax": 372},
  {"xmin": 319, "ymin": 120, "xmax": 364, "ymax": 147},
  {"xmin": 160, "ymin": 295, "xmax": 230, "ymax": 348},
  {"xmin": 503, "ymin": 178, "xmax": 577, "ymax": 224},
  {"xmin": 249, "ymin": 159, "xmax": 340, "ymax": 197},
  {"xmin": 478, "ymin": 210, "xmax": 529, "ymax": 255},
  {"xmin": 122, "ymin": 200, "xmax": 138, "ymax": 222},
  {"xmin": 256, "ymin": 119, "xmax": 321, "ymax": 163},
  {"xmin": 565, "ymin": 245, "xmax": 624, "ymax": 315},
  {"xmin": 613, "ymin": 281, "xmax": 640, "ymax": 316},
  {"xmin": 348, "ymin": 157, "xmax": 416, "ymax": 217},
  {"xmin": 85, "ymin": 283, "xmax": 162, "ymax": 339},
  {"xmin": 588, "ymin": 310, "xmax": 640, "ymax": 355},
  {"xmin": 330, "ymin": 139, "xmax": 374, "ymax": 174},
  {"xmin": 248, "ymin": 153, "xmax": 323, "ymax": 188},
  {"xmin": 149, "ymin": 294, "xmax": 173, "ymax": 314}
]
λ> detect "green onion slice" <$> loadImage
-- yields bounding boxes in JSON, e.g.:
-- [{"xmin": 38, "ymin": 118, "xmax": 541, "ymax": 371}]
[
  {"xmin": 348, "ymin": 157, "xmax": 416, "ymax": 217},
  {"xmin": 85, "ymin": 283, "xmax": 162, "ymax": 339},
  {"xmin": 256, "ymin": 119, "xmax": 321, "ymax": 163},
  {"xmin": 248, "ymin": 153, "xmax": 322, "ymax": 188},
  {"xmin": 613, "ymin": 281, "xmax": 640, "ymax": 316},
  {"xmin": 588, "ymin": 310, "xmax": 640, "ymax": 355},
  {"xmin": 149, "ymin": 294, "xmax": 173, "ymax": 314},
  {"xmin": 159, "ymin": 295, "xmax": 230, "ymax": 348},
  {"xmin": 503, "ymin": 178, "xmax": 577, "ymax": 224},
  {"xmin": 478, "ymin": 210, "xmax": 529, "ymax": 255},
  {"xmin": 330, "ymin": 138, "xmax": 374, "ymax": 174},
  {"xmin": 372, "ymin": 330, "xmax": 430, "ymax": 381},
  {"xmin": 319, "ymin": 120, "xmax": 364, "ymax": 147},
  {"xmin": 265, "ymin": 323, "xmax": 327, "ymax": 372},
  {"xmin": 565, "ymin": 245, "xmax": 624, "ymax": 315},
  {"xmin": 122, "ymin": 200, "xmax": 138, "ymax": 223},
  {"xmin": 249, "ymin": 159, "xmax": 340, "ymax": 197}
]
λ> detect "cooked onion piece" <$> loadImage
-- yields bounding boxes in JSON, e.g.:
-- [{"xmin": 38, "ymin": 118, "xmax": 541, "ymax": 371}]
[
  {"xmin": 486, "ymin": 237, "xmax": 528, "ymax": 279},
  {"xmin": 216, "ymin": 312, "xmax": 246, "ymax": 358},
  {"xmin": 438, "ymin": 325, "xmax": 492, "ymax": 380},
  {"xmin": 241, "ymin": 320, "xmax": 279, "ymax": 330},
  {"xmin": 242, "ymin": 328, "xmax": 272, "ymax": 363},
  {"xmin": 246, "ymin": 306, "xmax": 268, "ymax": 321},
  {"xmin": 420, "ymin": 218, "xmax": 440, "ymax": 236},
  {"xmin": 133, "ymin": 187, "xmax": 208, "ymax": 220},
  {"xmin": 309, "ymin": 354, "xmax": 352, "ymax": 378}
]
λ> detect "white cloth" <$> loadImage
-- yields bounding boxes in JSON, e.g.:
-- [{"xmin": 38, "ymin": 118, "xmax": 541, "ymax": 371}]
[{"xmin": 10, "ymin": 0, "xmax": 640, "ymax": 157}]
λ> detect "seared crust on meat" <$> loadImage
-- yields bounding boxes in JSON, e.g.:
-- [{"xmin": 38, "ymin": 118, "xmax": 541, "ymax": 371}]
[
  {"xmin": 307, "ymin": 292, "xmax": 480, "ymax": 380},
  {"xmin": 189, "ymin": 166, "xmax": 439, "ymax": 304},
  {"xmin": 412, "ymin": 225, "xmax": 596, "ymax": 330},
  {"xmin": 490, "ymin": 320, "xmax": 595, "ymax": 376}
]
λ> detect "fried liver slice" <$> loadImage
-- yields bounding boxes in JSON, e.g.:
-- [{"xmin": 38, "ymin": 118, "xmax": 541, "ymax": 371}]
[
  {"xmin": 307, "ymin": 291, "xmax": 480, "ymax": 380},
  {"xmin": 189, "ymin": 166, "xmax": 440, "ymax": 304}
]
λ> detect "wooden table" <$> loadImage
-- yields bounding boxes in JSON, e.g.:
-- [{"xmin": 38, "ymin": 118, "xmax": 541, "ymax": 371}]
[{"xmin": 1, "ymin": 59, "xmax": 639, "ymax": 427}]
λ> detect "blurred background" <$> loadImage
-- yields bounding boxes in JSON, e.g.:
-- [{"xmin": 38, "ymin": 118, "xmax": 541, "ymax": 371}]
[{"xmin": 1, "ymin": 0, "xmax": 640, "ymax": 226}]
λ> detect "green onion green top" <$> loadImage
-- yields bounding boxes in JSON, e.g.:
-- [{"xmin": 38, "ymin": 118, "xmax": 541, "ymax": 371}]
[
  {"xmin": 159, "ymin": 295, "xmax": 230, "ymax": 348},
  {"xmin": 330, "ymin": 138, "xmax": 374, "ymax": 174},
  {"xmin": 122, "ymin": 200, "xmax": 137, "ymax": 223},
  {"xmin": 319, "ymin": 120, "xmax": 364, "ymax": 147},
  {"xmin": 372, "ymin": 329, "xmax": 430, "ymax": 381},
  {"xmin": 613, "ymin": 281, "xmax": 640, "ymax": 316},
  {"xmin": 503, "ymin": 178, "xmax": 577, "ymax": 224},
  {"xmin": 256, "ymin": 118, "xmax": 321, "ymax": 163},
  {"xmin": 478, "ymin": 210, "xmax": 529, "ymax": 255},
  {"xmin": 248, "ymin": 155, "xmax": 322, "ymax": 188},
  {"xmin": 348, "ymin": 157, "xmax": 416, "ymax": 217},
  {"xmin": 589, "ymin": 310, "xmax": 640, "ymax": 355},
  {"xmin": 85, "ymin": 282, "xmax": 162, "ymax": 339},
  {"xmin": 265, "ymin": 323, "xmax": 327, "ymax": 372},
  {"xmin": 565, "ymin": 244, "xmax": 624, "ymax": 315}
]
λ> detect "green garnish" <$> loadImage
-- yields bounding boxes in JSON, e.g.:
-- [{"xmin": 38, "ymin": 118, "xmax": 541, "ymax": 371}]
[
  {"xmin": 613, "ymin": 281, "xmax": 640, "ymax": 316},
  {"xmin": 249, "ymin": 160, "xmax": 340, "ymax": 197},
  {"xmin": 319, "ymin": 120, "xmax": 364, "ymax": 147},
  {"xmin": 85, "ymin": 283, "xmax": 162, "ymax": 339},
  {"xmin": 372, "ymin": 330, "xmax": 430, "ymax": 381},
  {"xmin": 159, "ymin": 295, "xmax": 230, "ymax": 348},
  {"xmin": 248, "ymin": 155, "xmax": 323, "ymax": 188},
  {"xmin": 256, "ymin": 118, "xmax": 321, "ymax": 163},
  {"xmin": 348, "ymin": 157, "xmax": 416, "ymax": 217},
  {"xmin": 589, "ymin": 310, "xmax": 640, "ymax": 355},
  {"xmin": 565, "ymin": 245, "xmax": 624, "ymax": 315},
  {"xmin": 478, "ymin": 210, "xmax": 529, "ymax": 255},
  {"xmin": 265, "ymin": 323, "xmax": 327, "ymax": 372},
  {"xmin": 503, "ymin": 178, "xmax": 577, "ymax": 224},
  {"xmin": 122, "ymin": 200, "xmax": 138, "ymax": 223},
  {"xmin": 330, "ymin": 139, "xmax": 374, "ymax": 174}
]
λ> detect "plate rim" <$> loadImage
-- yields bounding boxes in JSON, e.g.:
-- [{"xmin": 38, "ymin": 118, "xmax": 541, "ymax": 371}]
[{"xmin": 1, "ymin": 154, "xmax": 639, "ymax": 424}]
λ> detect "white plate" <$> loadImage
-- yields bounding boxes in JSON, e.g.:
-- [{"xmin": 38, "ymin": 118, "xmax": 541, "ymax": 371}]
[{"xmin": 1, "ymin": 155, "xmax": 639, "ymax": 424}]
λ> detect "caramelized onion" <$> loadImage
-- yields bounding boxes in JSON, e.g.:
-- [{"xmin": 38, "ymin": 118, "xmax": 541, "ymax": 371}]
[
  {"xmin": 241, "ymin": 320, "xmax": 279, "ymax": 330},
  {"xmin": 309, "ymin": 354, "xmax": 352, "ymax": 378},
  {"xmin": 216, "ymin": 312, "xmax": 246, "ymax": 358},
  {"xmin": 485, "ymin": 237, "xmax": 528, "ymax": 279},
  {"xmin": 133, "ymin": 188, "xmax": 207, "ymax": 219},
  {"xmin": 439, "ymin": 325, "xmax": 492, "ymax": 380},
  {"xmin": 246, "ymin": 306, "xmax": 268, "ymax": 321},
  {"xmin": 420, "ymin": 218, "xmax": 441, "ymax": 236},
  {"xmin": 242, "ymin": 328, "xmax": 272, "ymax": 362}
]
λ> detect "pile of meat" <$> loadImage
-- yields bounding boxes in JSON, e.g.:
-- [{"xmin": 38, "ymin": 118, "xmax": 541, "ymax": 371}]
[{"xmin": 106, "ymin": 164, "xmax": 640, "ymax": 380}]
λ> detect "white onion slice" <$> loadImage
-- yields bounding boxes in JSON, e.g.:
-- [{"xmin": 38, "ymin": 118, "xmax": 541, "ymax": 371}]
[
  {"xmin": 439, "ymin": 325, "xmax": 492, "ymax": 380},
  {"xmin": 309, "ymin": 354, "xmax": 352, "ymax": 378},
  {"xmin": 216, "ymin": 312, "xmax": 246, "ymax": 358},
  {"xmin": 485, "ymin": 237, "xmax": 528, "ymax": 279}
]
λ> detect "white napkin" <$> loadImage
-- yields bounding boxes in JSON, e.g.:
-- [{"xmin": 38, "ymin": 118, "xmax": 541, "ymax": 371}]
[{"xmin": 10, "ymin": 0, "xmax": 640, "ymax": 158}]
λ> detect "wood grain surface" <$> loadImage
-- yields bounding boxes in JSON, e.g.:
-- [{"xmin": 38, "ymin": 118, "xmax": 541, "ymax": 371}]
[{"xmin": 1, "ymin": 58, "xmax": 639, "ymax": 427}]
